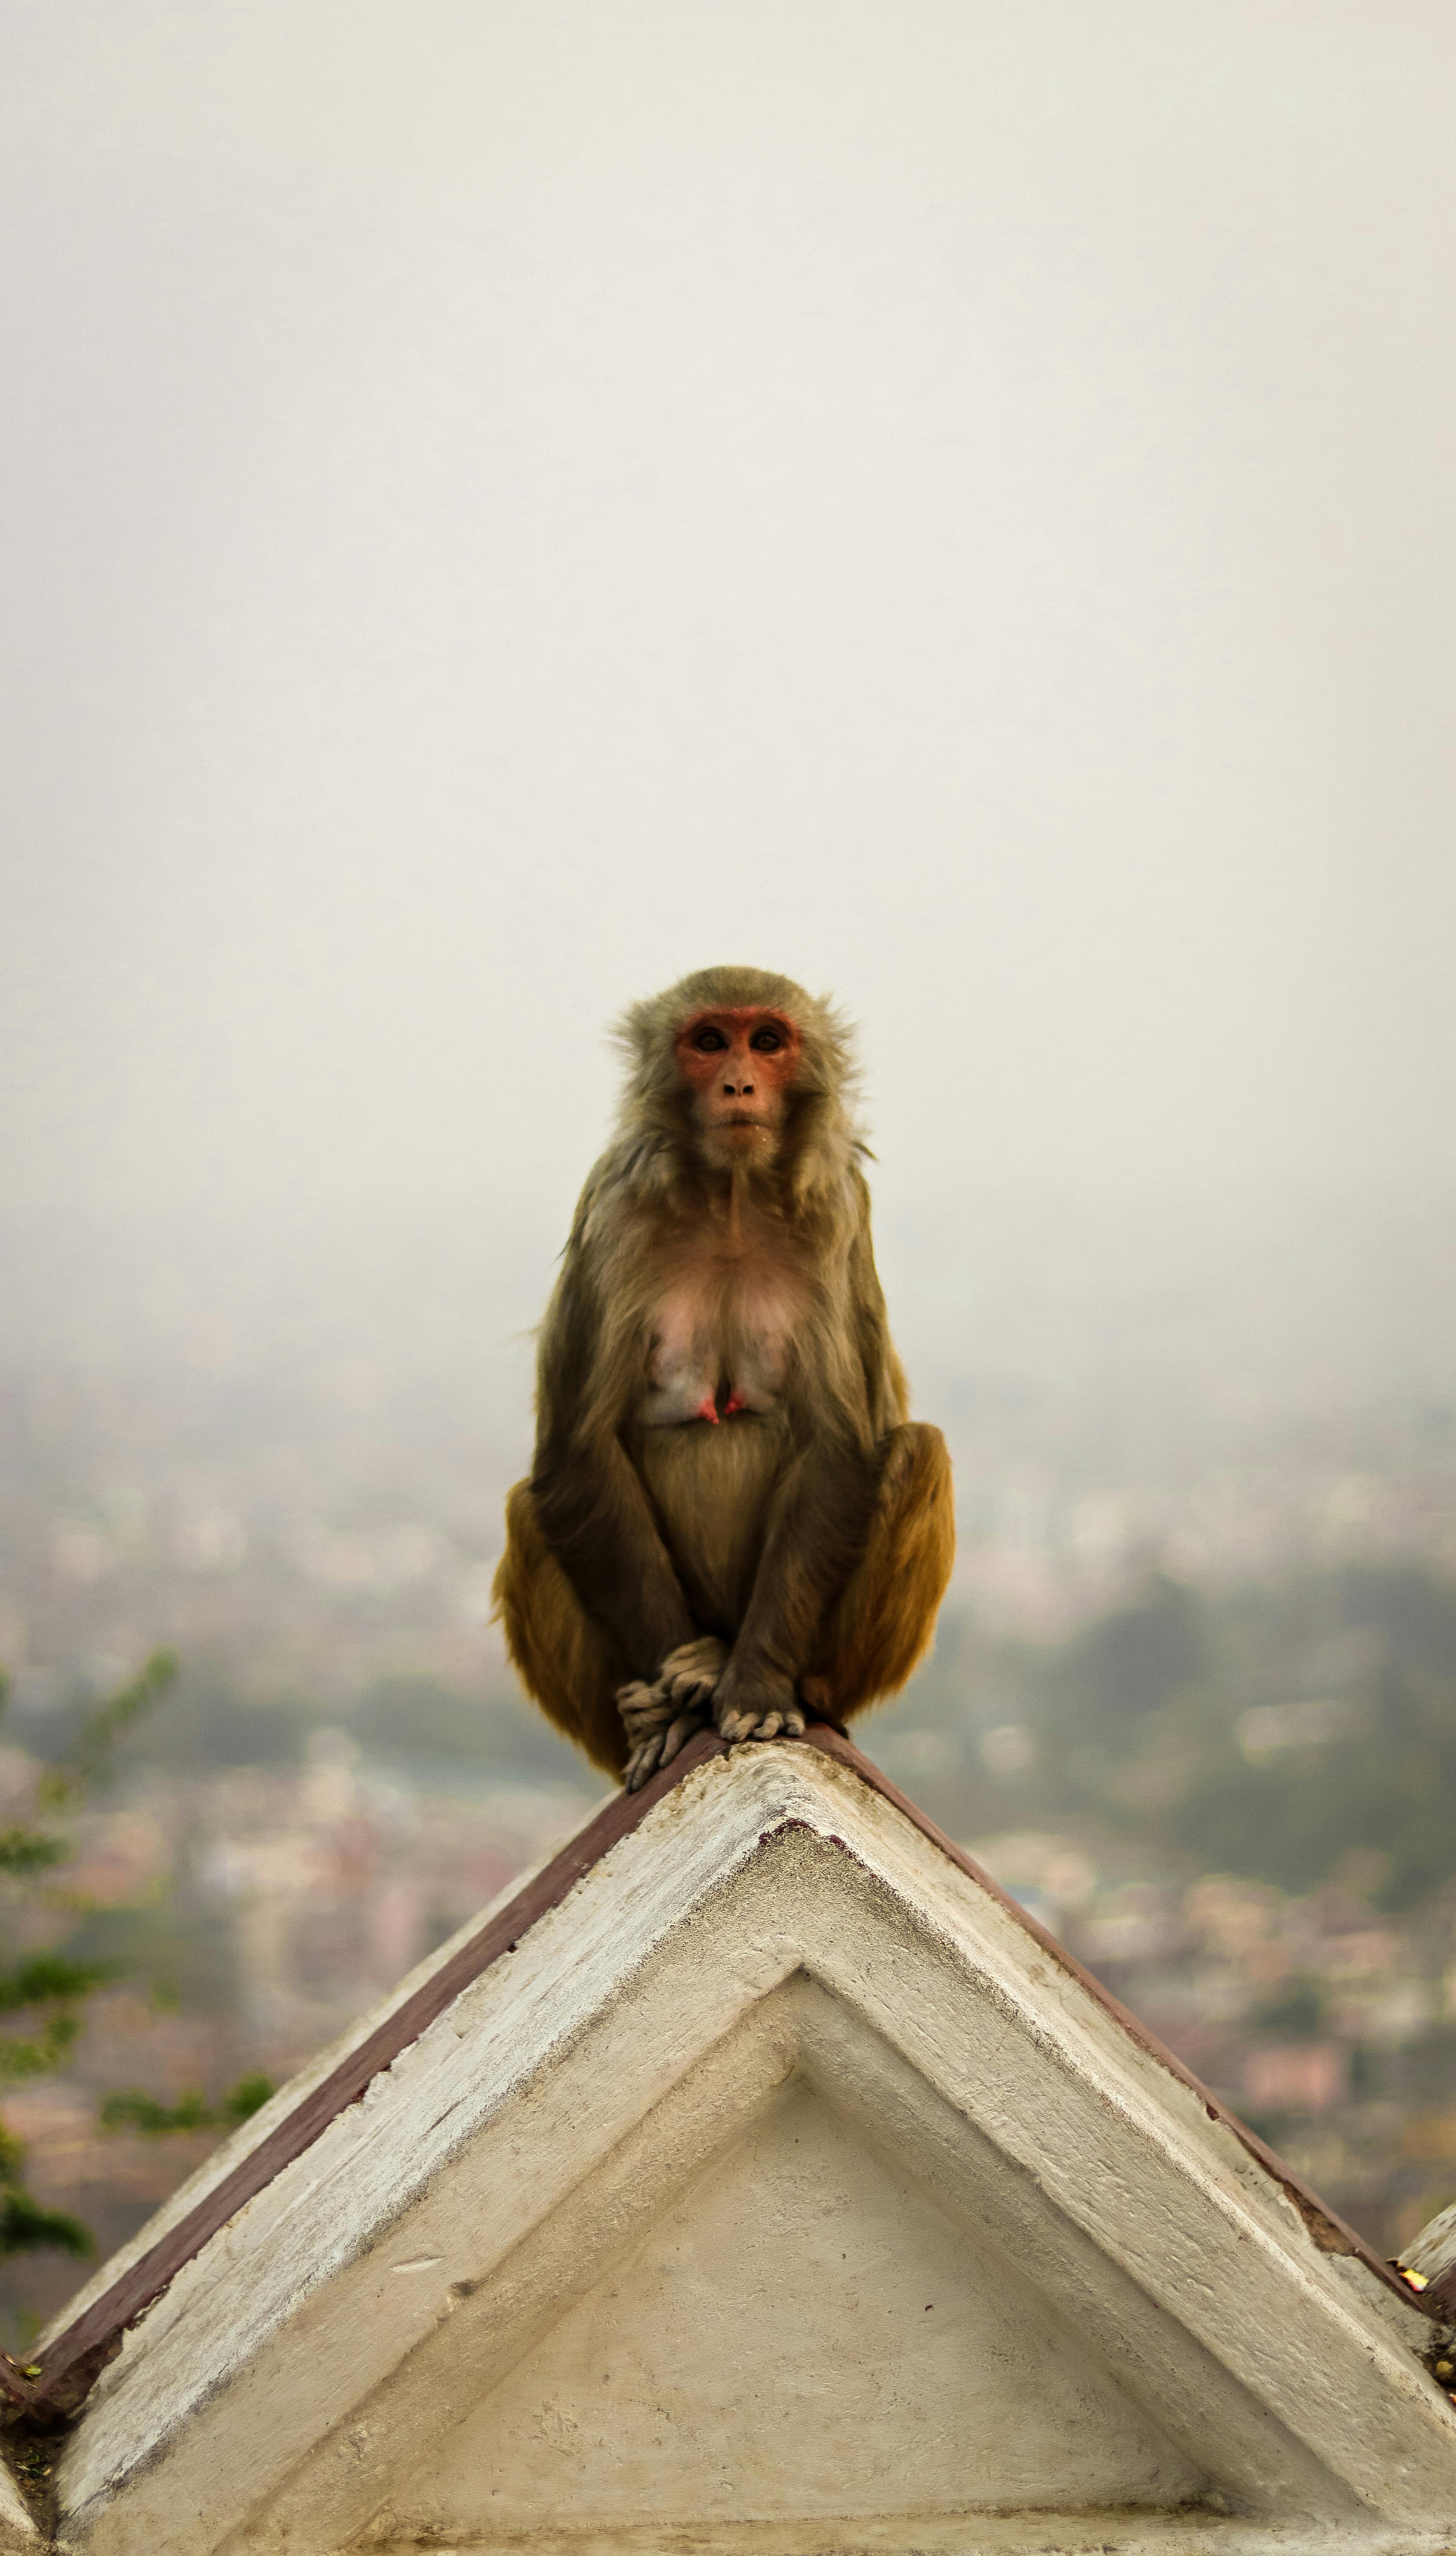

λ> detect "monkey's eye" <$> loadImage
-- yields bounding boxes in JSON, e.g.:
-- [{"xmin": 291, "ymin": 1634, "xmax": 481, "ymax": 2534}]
[
  {"xmin": 692, "ymin": 1027, "xmax": 728, "ymax": 1053},
  {"xmin": 750, "ymin": 1026, "xmax": 783, "ymax": 1052}
]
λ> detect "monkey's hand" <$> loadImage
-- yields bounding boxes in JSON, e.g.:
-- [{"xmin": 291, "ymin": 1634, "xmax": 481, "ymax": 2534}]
[
  {"xmin": 711, "ymin": 1663, "xmax": 807, "ymax": 1748},
  {"xmin": 618, "ymin": 1637, "xmax": 729, "ymax": 1792}
]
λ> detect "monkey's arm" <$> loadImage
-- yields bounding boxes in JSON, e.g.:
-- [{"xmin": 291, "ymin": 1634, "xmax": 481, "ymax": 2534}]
[{"xmin": 530, "ymin": 1247, "xmax": 698, "ymax": 1681}]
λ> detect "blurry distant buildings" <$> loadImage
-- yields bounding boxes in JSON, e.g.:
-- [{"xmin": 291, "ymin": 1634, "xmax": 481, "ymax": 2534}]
[
  {"xmin": 971, "ymin": 1829, "xmax": 1456, "ymax": 2259},
  {"xmin": 0, "ymin": 1741, "xmax": 596, "ymax": 2339},
  {"xmin": 954, "ymin": 1453, "xmax": 1456, "ymax": 1634}
]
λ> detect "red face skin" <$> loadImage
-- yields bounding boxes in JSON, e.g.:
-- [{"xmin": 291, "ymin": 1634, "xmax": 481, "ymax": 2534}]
[{"xmin": 674, "ymin": 1006, "xmax": 803, "ymax": 1168}]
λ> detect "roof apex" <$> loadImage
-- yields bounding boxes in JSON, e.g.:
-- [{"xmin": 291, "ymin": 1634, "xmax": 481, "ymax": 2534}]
[
  {"xmin": 11, "ymin": 1726, "xmax": 1441, "ymax": 2430},
  {"xmin": 24, "ymin": 1730, "xmax": 1456, "ymax": 2556}
]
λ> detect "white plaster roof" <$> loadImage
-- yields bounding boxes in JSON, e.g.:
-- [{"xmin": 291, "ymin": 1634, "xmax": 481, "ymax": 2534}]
[{"xmin": 4, "ymin": 1727, "xmax": 1454, "ymax": 2556}]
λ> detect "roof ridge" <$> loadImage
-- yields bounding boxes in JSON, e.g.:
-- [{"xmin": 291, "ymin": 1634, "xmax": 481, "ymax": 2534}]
[{"xmin": 8, "ymin": 1721, "xmax": 1430, "ymax": 2427}]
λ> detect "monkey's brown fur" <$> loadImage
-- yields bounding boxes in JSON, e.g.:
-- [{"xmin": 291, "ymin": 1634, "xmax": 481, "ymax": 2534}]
[{"xmin": 493, "ymin": 965, "xmax": 955, "ymax": 1782}]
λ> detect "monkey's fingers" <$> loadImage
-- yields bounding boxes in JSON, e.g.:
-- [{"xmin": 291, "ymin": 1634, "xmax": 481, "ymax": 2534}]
[
  {"xmin": 616, "ymin": 1678, "xmax": 676, "ymax": 1747},
  {"xmin": 665, "ymin": 1670, "xmax": 717, "ymax": 1711},
  {"xmin": 623, "ymin": 1731, "xmax": 668, "ymax": 1791},
  {"xmin": 655, "ymin": 1705, "xmax": 709, "ymax": 1769},
  {"xmin": 658, "ymin": 1636, "xmax": 729, "ymax": 1710}
]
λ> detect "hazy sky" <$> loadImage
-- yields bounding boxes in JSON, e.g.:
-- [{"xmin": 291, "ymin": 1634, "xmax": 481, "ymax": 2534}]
[{"xmin": 3, "ymin": 2, "xmax": 1455, "ymax": 1259}]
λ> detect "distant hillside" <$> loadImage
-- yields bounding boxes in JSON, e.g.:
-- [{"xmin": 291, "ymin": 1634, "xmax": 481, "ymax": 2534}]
[{"xmin": 873, "ymin": 1563, "xmax": 1456, "ymax": 1908}]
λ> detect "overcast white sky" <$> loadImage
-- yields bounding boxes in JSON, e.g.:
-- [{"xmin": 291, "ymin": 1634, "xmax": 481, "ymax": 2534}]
[{"xmin": 3, "ymin": 2, "xmax": 1454, "ymax": 1288}]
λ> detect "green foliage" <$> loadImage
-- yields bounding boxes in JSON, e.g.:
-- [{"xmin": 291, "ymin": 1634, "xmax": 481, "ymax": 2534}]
[
  {"xmin": 99, "ymin": 2089, "xmax": 211, "ymax": 2135},
  {"xmin": 0, "ymin": 1953, "xmax": 117, "ymax": 2013},
  {"xmin": 223, "ymin": 2070, "xmax": 274, "ymax": 2124},
  {"xmin": 882, "ymin": 1561, "xmax": 1456, "ymax": 1911},
  {"xmin": 0, "ymin": 2013, "xmax": 81, "ymax": 2085},
  {"xmin": 0, "ymin": 1949, "xmax": 118, "ymax": 2086},
  {"xmin": 0, "ymin": 1832, "xmax": 67, "ymax": 1878},
  {"xmin": 0, "ymin": 1650, "xmax": 176, "ymax": 2261},
  {"xmin": 0, "ymin": 2193, "xmax": 93, "ymax": 2261},
  {"xmin": 36, "ymin": 1649, "xmax": 179, "ymax": 1808},
  {"xmin": 100, "ymin": 2072, "xmax": 273, "ymax": 2138}
]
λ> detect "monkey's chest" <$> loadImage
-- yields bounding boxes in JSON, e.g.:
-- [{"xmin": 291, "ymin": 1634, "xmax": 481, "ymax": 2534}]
[{"xmin": 638, "ymin": 1276, "xmax": 798, "ymax": 1429}]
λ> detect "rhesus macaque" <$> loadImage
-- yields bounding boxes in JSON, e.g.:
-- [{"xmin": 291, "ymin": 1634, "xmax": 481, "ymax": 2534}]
[{"xmin": 493, "ymin": 966, "xmax": 954, "ymax": 1790}]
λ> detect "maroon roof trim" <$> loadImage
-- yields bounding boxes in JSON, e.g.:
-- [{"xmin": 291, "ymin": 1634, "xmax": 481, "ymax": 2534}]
[{"xmin": 8, "ymin": 1722, "xmax": 1432, "ymax": 2422}]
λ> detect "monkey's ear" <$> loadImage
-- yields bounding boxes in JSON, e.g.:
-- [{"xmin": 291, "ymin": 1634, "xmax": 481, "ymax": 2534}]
[{"xmin": 610, "ymin": 989, "xmax": 678, "ymax": 1099}]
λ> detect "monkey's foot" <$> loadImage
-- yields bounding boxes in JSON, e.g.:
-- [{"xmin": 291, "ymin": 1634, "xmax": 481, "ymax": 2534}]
[
  {"xmin": 619, "ymin": 1694, "xmax": 709, "ymax": 1791},
  {"xmin": 712, "ymin": 1674, "xmax": 807, "ymax": 1747},
  {"xmin": 657, "ymin": 1635, "xmax": 729, "ymax": 1711},
  {"xmin": 617, "ymin": 1639, "xmax": 729, "ymax": 1792}
]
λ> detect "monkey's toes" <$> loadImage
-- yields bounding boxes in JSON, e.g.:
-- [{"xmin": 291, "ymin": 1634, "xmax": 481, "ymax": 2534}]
[
  {"xmin": 657, "ymin": 1704, "xmax": 709, "ymax": 1766},
  {"xmin": 716, "ymin": 1702, "xmax": 808, "ymax": 1745}
]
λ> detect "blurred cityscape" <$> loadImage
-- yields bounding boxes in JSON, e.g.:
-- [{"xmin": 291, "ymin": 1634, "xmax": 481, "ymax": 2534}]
[{"xmin": 1, "ymin": 1200, "xmax": 1455, "ymax": 2340}]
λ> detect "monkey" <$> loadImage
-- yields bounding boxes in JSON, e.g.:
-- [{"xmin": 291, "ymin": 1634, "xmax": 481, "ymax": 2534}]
[{"xmin": 492, "ymin": 965, "xmax": 955, "ymax": 1791}]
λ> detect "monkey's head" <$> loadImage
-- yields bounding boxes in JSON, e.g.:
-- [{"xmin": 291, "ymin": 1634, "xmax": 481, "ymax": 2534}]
[{"xmin": 615, "ymin": 965, "xmax": 862, "ymax": 1204}]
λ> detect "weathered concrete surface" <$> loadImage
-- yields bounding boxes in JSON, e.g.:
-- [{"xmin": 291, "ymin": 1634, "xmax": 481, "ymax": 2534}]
[
  {"xmin": 25, "ymin": 1740, "xmax": 1456, "ymax": 2555},
  {"xmin": 402, "ymin": 2074, "xmax": 1206, "ymax": 2534},
  {"xmin": 0, "ymin": 2464, "xmax": 36, "ymax": 2549}
]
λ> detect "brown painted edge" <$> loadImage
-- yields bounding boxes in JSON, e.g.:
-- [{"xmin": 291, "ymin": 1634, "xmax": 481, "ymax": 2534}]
[
  {"xmin": 797, "ymin": 1727, "xmax": 1439, "ymax": 2326},
  {"xmin": 9, "ymin": 1724, "xmax": 733, "ymax": 2420},
  {"xmin": 8, "ymin": 1718, "xmax": 1439, "ymax": 2423},
  {"xmin": 1428, "ymin": 2263, "xmax": 1456, "ymax": 2318}
]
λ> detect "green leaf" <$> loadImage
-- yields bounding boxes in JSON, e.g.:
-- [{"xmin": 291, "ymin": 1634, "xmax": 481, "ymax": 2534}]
[
  {"xmin": 100, "ymin": 2071, "xmax": 275, "ymax": 2136},
  {"xmin": 38, "ymin": 1649, "xmax": 179, "ymax": 1807},
  {"xmin": 0, "ymin": 2123, "xmax": 28, "ymax": 2189},
  {"xmin": 0, "ymin": 2015, "xmax": 80, "ymax": 2080},
  {"xmin": 0, "ymin": 2191, "xmax": 93, "ymax": 2258},
  {"xmin": 100, "ymin": 2087, "xmax": 210, "ymax": 2135},
  {"xmin": 0, "ymin": 1953, "xmax": 116, "ymax": 2013},
  {"xmin": 221, "ymin": 2071, "xmax": 274, "ymax": 2125},
  {"xmin": 0, "ymin": 1830, "xmax": 68, "ymax": 1876}
]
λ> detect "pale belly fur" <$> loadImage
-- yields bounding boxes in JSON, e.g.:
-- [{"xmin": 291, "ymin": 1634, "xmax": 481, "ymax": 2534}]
[
  {"xmin": 638, "ymin": 1417, "xmax": 786, "ymax": 1635},
  {"xmin": 634, "ymin": 1264, "xmax": 799, "ymax": 1633}
]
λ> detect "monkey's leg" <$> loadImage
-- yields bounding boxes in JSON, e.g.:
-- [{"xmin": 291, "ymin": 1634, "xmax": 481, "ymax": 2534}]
[
  {"xmin": 802, "ymin": 1421, "xmax": 955, "ymax": 1726},
  {"xmin": 491, "ymin": 1482, "xmax": 634, "ymax": 1778}
]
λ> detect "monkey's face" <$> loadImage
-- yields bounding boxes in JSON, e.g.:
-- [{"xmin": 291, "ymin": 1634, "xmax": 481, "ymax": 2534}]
[{"xmin": 675, "ymin": 1007, "xmax": 802, "ymax": 1170}]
